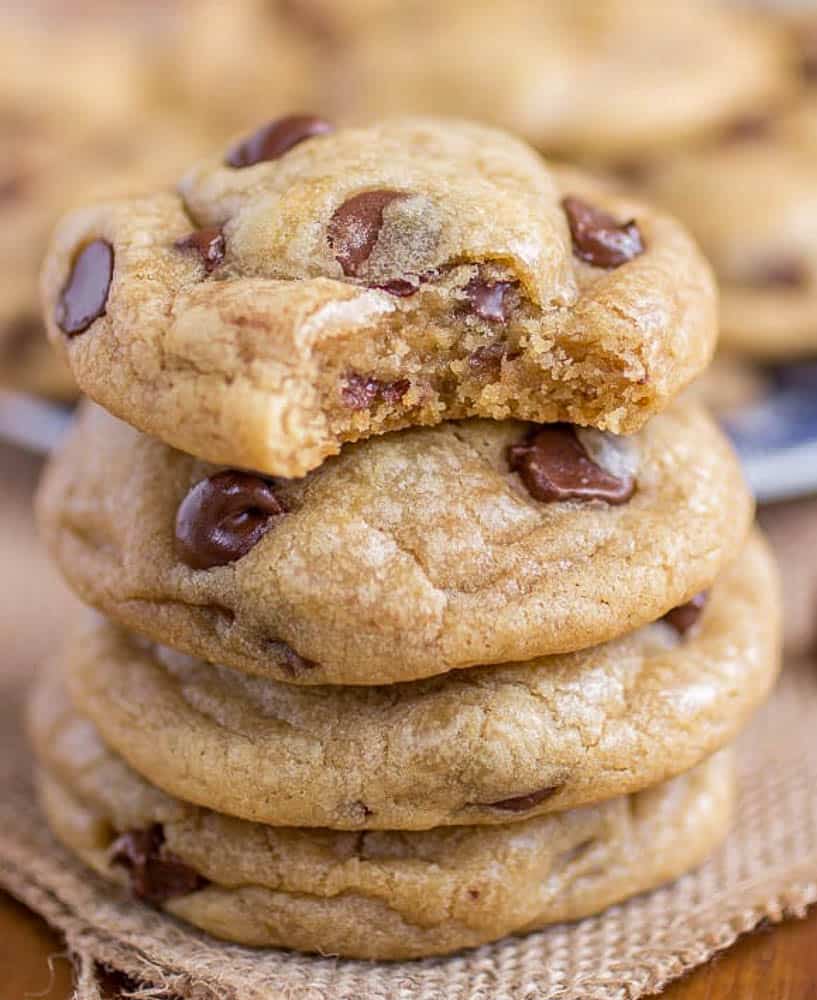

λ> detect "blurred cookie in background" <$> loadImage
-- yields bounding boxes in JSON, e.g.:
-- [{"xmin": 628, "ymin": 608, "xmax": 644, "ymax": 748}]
[
  {"xmin": 760, "ymin": 495, "xmax": 817, "ymax": 659},
  {"xmin": 686, "ymin": 355, "xmax": 772, "ymax": 418},
  {"xmin": 0, "ymin": 4, "xmax": 205, "ymax": 402},
  {"xmin": 335, "ymin": 0, "xmax": 793, "ymax": 164},
  {"xmin": 645, "ymin": 98, "xmax": 817, "ymax": 364}
]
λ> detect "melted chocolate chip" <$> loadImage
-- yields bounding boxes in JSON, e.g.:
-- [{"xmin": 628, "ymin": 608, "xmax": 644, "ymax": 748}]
[
  {"xmin": 468, "ymin": 342, "xmax": 507, "ymax": 373},
  {"xmin": 508, "ymin": 425, "xmax": 636, "ymax": 504},
  {"xmin": 174, "ymin": 226, "xmax": 225, "ymax": 273},
  {"xmin": 175, "ymin": 471, "xmax": 287, "ymax": 570},
  {"xmin": 374, "ymin": 278, "xmax": 419, "ymax": 297},
  {"xmin": 328, "ymin": 189, "xmax": 408, "ymax": 277},
  {"xmin": 464, "ymin": 278, "xmax": 515, "ymax": 323},
  {"xmin": 55, "ymin": 239, "xmax": 114, "ymax": 336},
  {"xmin": 110, "ymin": 825, "xmax": 207, "ymax": 903},
  {"xmin": 663, "ymin": 592, "xmax": 709, "ymax": 636},
  {"xmin": 341, "ymin": 373, "xmax": 410, "ymax": 410},
  {"xmin": 742, "ymin": 257, "xmax": 809, "ymax": 291},
  {"xmin": 484, "ymin": 785, "xmax": 563, "ymax": 813},
  {"xmin": 225, "ymin": 114, "xmax": 334, "ymax": 168},
  {"xmin": 562, "ymin": 196, "xmax": 644, "ymax": 269}
]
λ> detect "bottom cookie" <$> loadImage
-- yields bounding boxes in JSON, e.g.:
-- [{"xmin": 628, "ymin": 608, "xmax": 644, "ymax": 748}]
[{"xmin": 30, "ymin": 664, "xmax": 735, "ymax": 961}]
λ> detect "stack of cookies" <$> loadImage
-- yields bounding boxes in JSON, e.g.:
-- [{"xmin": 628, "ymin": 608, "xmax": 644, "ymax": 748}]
[{"xmin": 29, "ymin": 116, "xmax": 781, "ymax": 960}]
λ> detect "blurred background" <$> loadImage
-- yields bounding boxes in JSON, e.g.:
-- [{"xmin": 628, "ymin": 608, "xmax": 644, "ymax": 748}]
[{"xmin": 2, "ymin": 0, "xmax": 817, "ymax": 990}]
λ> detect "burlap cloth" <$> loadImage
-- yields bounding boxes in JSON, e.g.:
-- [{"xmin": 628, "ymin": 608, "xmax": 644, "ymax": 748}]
[{"xmin": 1, "ymin": 443, "xmax": 817, "ymax": 999}]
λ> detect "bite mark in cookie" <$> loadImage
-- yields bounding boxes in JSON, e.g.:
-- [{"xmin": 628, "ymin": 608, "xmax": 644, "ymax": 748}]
[{"xmin": 175, "ymin": 471, "xmax": 287, "ymax": 570}]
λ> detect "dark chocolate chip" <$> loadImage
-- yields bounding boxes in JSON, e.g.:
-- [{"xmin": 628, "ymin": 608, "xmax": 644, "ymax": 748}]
[
  {"xmin": 55, "ymin": 239, "xmax": 114, "ymax": 336},
  {"xmin": 373, "ymin": 278, "xmax": 419, "ymax": 297},
  {"xmin": 508, "ymin": 425, "xmax": 636, "ymax": 504},
  {"xmin": 467, "ymin": 342, "xmax": 507, "ymax": 373},
  {"xmin": 110, "ymin": 825, "xmax": 207, "ymax": 903},
  {"xmin": 328, "ymin": 189, "xmax": 408, "ymax": 277},
  {"xmin": 174, "ymin": 226, "xmax": 225, "ymax": 273},
  {"xmin": 467, "ymin": 888, "xmax": 481, "ymax": 900},
  {"xmin": 741, "ymin": 257, "xmax": 809, "ymax": 291},
  {"xmin": 175, "ymin": 471, "xmax": 287, "ymax": 570},
  {"xmin": 464, "ymin": 278, "xmax": 515, "ymax": 323},
  {"xmin": 562, "ymin": 196, "xmax": 644, "ymax": 269},
  {"xmin": 483, "ymin": 784, "xmax": 563, "ymax": 813},
  {"xmin": 225, "ymin": 114, "xmax": 334, "ymax": 168},
  {"xmin": 663, "ymin": 592, "xmax": 709, "ymax": 636},
  {"xmin": 341, "ymin": 373, "xmax": 410, "ymax": 410}
]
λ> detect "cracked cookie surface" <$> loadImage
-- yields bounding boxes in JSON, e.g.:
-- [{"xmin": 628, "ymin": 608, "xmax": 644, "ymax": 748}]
[
  {"xmin": 29, "ymin": 664, "xmax": 734, "ymax": 959},
  {"xmin": 41, "ymin": 117, "xmax": 717, "ymax": 476},
  {"xmin": 58, "ymin": 533, "xmax": 778, "ymax": 830},
  {"xmin": 38, "ymin": 400, "xmax": 752, "ymax": 685}
]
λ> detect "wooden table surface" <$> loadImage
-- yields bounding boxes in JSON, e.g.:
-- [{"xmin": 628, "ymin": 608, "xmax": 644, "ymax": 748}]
[{"xmin": 2, "ymin": 440, "xmax": 817, "ymax": 999}]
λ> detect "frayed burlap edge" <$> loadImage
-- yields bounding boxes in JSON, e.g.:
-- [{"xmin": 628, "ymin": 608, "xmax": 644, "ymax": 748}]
[{"xmin": 3, "ymin": 661, "xmax": 817, "ymax": 1000}]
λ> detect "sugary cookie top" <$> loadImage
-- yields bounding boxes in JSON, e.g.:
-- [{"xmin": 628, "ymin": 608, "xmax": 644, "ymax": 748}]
[{"xmin": 42, "ymin": 116, "xmax": 716, "ymax": 475}]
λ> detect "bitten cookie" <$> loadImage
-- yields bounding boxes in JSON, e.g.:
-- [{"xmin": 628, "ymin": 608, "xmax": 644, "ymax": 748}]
[
  {"xmin": 38, "ymin": 400, "xmax": 753, "ymax": 685},
  {"xmin": 59, "ymin": 533, "xmax": 778, "ymax": 830},
  {"xmin": 41, "ymin": 116, "xmax": 717, "ymax": 476},
  {"xmin": 30, "ymin": 665, "xmax": 734, "ymax": 960},
  {"xmin": 646, "ymin": 98, "xmax": 817, "ymax": 360}
]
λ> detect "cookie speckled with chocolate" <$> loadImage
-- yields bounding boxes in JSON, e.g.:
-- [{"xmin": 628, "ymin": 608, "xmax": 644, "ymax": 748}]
[
  {"xmin": 41, "ymin": 117, "xmax": 717, "ymax": 477},
  {"xmin": 47, "ymin": 532, "xmax": 777, "ymax": 831},
  {"xmin": 29, "ymin": 662, "xmax": 735, "ymax": 959},
  {"xmin": 37, "ymin": 400, "xmax": 752, "ymax": 686}
]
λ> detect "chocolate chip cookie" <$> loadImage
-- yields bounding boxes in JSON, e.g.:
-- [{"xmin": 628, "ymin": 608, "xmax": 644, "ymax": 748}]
[
  {"xmin": 38, "ymin": 399, "xmax": 752, "ymax": 686},
  {"xmin": 57, "ymin": 532, "xmax": 778, "ymax": 831},
  {"xmin": 338, "ymin": 0, "xmax": 793, "ymax": 163},
  {"xmin": 646, "ymin": 99, "xmax": 817, "ymax": 360},
  {"xmin": 29, "ymin": 663, "xmax": 734, "ymax": 959},
  {"xmin": 41, "ymin": 117, "xmax": 717, "ymax": 477}
]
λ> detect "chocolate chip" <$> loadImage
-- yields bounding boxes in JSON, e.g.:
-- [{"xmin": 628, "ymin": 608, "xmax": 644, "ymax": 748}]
[
  {"xmin": 55, "ymin": 239, "xmax": 114, "ymax": 336},
  {"xmin": 1, "ymin": 316, "xmax": 39, "ymax": 360},
  {"xmin": 226, "ymin": 114, "xmax": 333, "ymax": 168},
  {"xmin": 467, "ymin": 342, "xmax": 507, "ymax": 373},
  {"xmin": 483, "ymin": 785, "xmax": 563, "ymax": 813},
  {"xmin": 508, "ymin": 425, "xmax": 636, "ymax": 504},
  {"xmin": 110, "ymin": 825, "xmax": 207, "ymax": 903},
  {"xmin": 174, "ymin": 227, "xmax": 225, "ymax": 273},
  {"xmin": 663, "ymin": 592, "xmax": 709, "ymax": 636},
  {"xmin": 341, "ymin": 373, "xmax": 410, "ymax": 410},
  {"xmin": 328, "ymin": 189, "xmax": 408, "ymax": 277},
  {"xmin": 0, "ymin": 173, "xmax": 24, "ymax": 204},
  {"xmin": 464, "ymin": 278, "xmax": 515, "ymax": 323},
  {"xmin": 801, "ymin": 27, "xmax": 817, "ymax": 82},
  {"xmin": 562, "ymin": 196, "xmax": 644, "ymax": 269},
  {"xmin": 467, "ymin": 888, "xmax": 481, "ymax": 900},
  {"xmin": 373, "ymin": 278, "xmax": 419, "ymax": 297},
  {"xmin": 175, "ymin": 471, "xmax": 287, "ymax": 570},
  {"xmin": 741, "ymin": 257, "xmax": 809, "ymax": 291}
]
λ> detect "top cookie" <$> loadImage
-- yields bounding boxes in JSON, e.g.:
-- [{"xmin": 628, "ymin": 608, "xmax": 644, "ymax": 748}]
[{"xmin": 41, "ymin": 116, "xmax": 716, "ymax": 477}]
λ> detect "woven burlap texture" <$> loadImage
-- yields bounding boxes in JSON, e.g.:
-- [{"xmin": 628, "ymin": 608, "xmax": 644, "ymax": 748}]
[{"xmin": 0, "ymin": 652, "xmax": 814, "ymax": 1000}]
